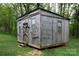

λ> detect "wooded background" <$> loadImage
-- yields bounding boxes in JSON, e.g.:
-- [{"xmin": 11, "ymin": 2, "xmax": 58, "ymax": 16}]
[{"xmin": 0, "ymin": 3, "xmax": 79, "ymax": 38}]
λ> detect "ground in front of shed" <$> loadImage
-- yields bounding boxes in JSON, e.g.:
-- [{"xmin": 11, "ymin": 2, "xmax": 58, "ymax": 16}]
[{"xmin": 0, "ymin": 33, "xmax": 79, "ymax": 56}]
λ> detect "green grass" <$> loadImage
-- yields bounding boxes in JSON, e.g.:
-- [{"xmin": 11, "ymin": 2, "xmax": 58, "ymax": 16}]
[
  {"xmin": 0, "ymin": 33, "xmax": 33, "ymax": 56},
  {"xmin": 0, "ymin": 33, "xmax": 79, "ymax": 56},
  {"xmin": 42, "ymin": 38, "xmax": 79, "ymax": 56}
]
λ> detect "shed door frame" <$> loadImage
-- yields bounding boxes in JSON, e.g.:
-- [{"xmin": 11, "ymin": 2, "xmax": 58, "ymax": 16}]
[
  {"xmin": 56, "ymin": 19, "xmax": 62, "ymax": 44},
  {"xmin": 23, "ymin": 22, "xmax": 29, "ymax": 44}
]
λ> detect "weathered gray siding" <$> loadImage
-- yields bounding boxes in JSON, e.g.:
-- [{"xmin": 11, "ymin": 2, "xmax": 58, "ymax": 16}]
[
  {"xmin": 17, "ymin": 9, "xmax": 69, "ymax": 49},
  {"xmin": 52, "ymin": 18, "xmax": 57, "ymax": 45},
  {"xmin": 28, "ymin": 14, "xmax": 41, "ymax": 48},
  {"xmin": 40, "ymin": 15, "xmax": 53, "ymax": 47}
]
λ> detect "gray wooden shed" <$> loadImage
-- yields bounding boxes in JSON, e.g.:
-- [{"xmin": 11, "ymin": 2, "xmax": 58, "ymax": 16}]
[{"xmin": 17, "ymin": 8, "xmax": 69, "ymax": 49}]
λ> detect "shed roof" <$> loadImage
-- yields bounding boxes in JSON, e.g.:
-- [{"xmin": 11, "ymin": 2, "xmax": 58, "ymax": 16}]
[{"xmin": 17, "ymin": 8, "xmax": 70, "ymax": 20}]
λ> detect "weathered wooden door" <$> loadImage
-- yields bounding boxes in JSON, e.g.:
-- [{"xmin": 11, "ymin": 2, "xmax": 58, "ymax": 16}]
[
  {"xmin": 23, "ymin": 23, "xmax": 29, "ymax": 44},
  {"xmin": 56, "ymin": 20, "xmax": 62, "ymax": 44}
]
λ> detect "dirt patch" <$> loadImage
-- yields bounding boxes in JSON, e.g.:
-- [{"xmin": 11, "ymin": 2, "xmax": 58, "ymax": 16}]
[
  {"xmin": 26, "ymin": 49, "xmax": 42, "ymax": 56},
  {"xmin": 19, "ymin": 49, "xmax": 42, "ymax": 56}
]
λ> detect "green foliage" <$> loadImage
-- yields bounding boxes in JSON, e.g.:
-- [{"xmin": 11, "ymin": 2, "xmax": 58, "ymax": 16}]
[
  {"xmin": 0, "ymin": 4, "xmax": 16, "ymax": 35},
  {"xmin": 70, "ymin": 4, "xmax": 79, "ymax": 38}
]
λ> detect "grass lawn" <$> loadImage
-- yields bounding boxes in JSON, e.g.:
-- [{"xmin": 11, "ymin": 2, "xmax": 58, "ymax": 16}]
[{"xmin": 0, "ymin": 33, "xmax": 79, "ymax": 56}]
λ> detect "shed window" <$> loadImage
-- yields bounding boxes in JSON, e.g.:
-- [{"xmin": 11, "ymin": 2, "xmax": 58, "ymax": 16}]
[
  {"xmin": 58, "ymin": 21, "xmax": 62, "ymax": 27},
  {"xmin": 57, "ymin": 21, "xmax": 62, "ymax": 33},
  {"xmin": 31, "ymin": 19, "xmax": 38, "ymax": 38},
  {"xmin": 32, "ymin": 19, "xmax": 35, "ymax": 24}
]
